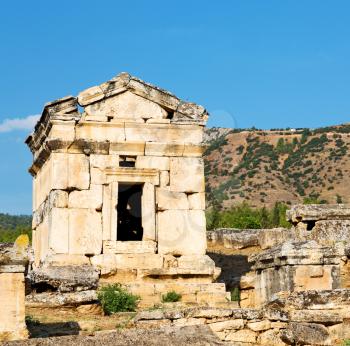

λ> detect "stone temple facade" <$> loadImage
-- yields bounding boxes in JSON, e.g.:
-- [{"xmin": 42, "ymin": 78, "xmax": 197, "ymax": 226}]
[{"xmin": 26, "ymin": 73, "xmax": 227, "ymax": 305}]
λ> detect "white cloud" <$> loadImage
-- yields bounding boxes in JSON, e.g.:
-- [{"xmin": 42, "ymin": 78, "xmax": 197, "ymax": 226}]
[{"xmin": 0, "ymin": 114, "xmax": 40, "ymax": 133}]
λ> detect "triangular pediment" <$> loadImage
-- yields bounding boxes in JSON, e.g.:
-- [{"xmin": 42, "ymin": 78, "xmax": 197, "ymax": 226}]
[
  {"xmin": 82, "ymin": 90, "xmax": 168, "ymax": 120},
  {"xmin": 76, "ymin": 72, "xmax": 208, "ymax": 123}
]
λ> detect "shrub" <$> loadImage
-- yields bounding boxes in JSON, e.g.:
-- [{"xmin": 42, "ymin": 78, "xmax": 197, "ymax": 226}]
[
  {"xmin": 231, "ymin": 287, "xmax": 240, "ymax": 301},
  {"xmin": 97, "ymin": 284, "xmax": 139, "ymax": 314},
  {"xmin": 162, "ymin": 291, "xmax": 182, "ymax": 303}
]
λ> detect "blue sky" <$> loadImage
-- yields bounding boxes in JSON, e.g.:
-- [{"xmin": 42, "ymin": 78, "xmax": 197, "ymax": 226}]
[{"xmin": 0, "ymin": 1, "xmax": 350, "ymax": 214}]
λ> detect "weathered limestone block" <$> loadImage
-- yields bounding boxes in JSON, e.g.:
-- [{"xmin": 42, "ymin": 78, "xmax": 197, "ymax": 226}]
[
  {"xmin": 45, "ymin": 254, "xmax": 90, "ymax": 266},
  {"xmin": 247, "ymin": 320, "xmax": 271, "ymax": 331},
  {"xmin": 127, "ymin": 75, "xmax": 180, "ymax": 110},
  {"xmin": 48, "ymin": 207, "xmax": 69, "ymax": 254},
  {"xmin": 183, "ymin": 143, "xmax": 206, "ymax": 157},
  {"xmin": 0, "ymin": 273, "xmax": 28, "ymax": 341},
  {"xmin": 176, "ymin": 101, "xmax": 207, "ymax": 121},
  {"xmin": 110, "ymin": 141, "xmax": 145, "ymax": 155},
  {"xmin": 250, "ymin": 241, "xmax": 342, "ymax": 270},
  {"xmin": 33, "ymin": 159, "xmax": 51, "ymax": 207},
  {"xmin": 208, "ymin": 319, "xmax": 244, "ymax": 332},
  {"xmin": 26, "ymin": 290, "xmax": 98, "ymax": 307},
  {"xmin": 91, "ymin": 253, "xmax": 163, "ymax": 275},
  {"xmin": 118, "ymin": 254, "xmax": 164, "ymax": 272},
  {"xmin": 84, "ymin": 91, "xmax": 168, "ymax": 119},
  {"xmin": 287, "ymin": 204, "xmax": 350, "ymax": 222},
  {"xmin": 51, "ymin": 153, "xmax": 90, "ymax": 190},
  {"xmin": 240, "ymin": 289, "xmax": 256, "ymax": 308},
  {"xmin": 169, "ymin": 157, "xmax": 205, "ymax": 193},
  {"xmin": 48, "ymin": 190, "xmax": 68, "ymax": 208},
  {"xmin": 90, "ymin": 154, "xmax": 119, "ymax": 169},
  {"xmin": 158, "ymin": 210, "xmax": 206, "ymax": 255},
  {"xmin": 156, "ymin": 188, "xmax": 189, "ymax": 210},
  {"xmin": 188, "ymin": 307, "xmax": 233, "ymax": 318},
  {"xmin": 32, "ymin": 190, "xmax": 68, "ymax": 229},
  {"xmin": 76, "ymin": 122, "xmax": 126, "ymax": 142},
  {"xmin": 311, "ymin": 220, "xmax": 350, "ymax": 244},
  {"xmin": 240, "ymin": 271, "xmax": 256, "ymax": 290},
  {"xmin": 68, "ymin": 184, "xmax": 103, "ymax": 209},
  {"xmin": 30, "ymin": 265, "xmax": 99, "ymax": 292},
  {"xmin": 142, "ymin": 182, "xmax": 156, "ymax": 241},
  {"xmin": 258, "ymin": 228, "xmax": 292, "ymax": 250},
  {"xmin": 102, "ymin": 182, "xmax": 118, "ymax": 241},
  {"xmin": 271, "ymin": 289, "xmax": 350, "ymax": 311},
  {"xmin": 207, "ymin": 229, "xmax": 260, "ymax": 249},
  {"xmin": 146, "ymin": 118, "xmax": 171, "ymax": 124},
  {"xmin": 259, "ymin": 329, "xmax": 287, "ymax": 346},
  {"xmin": 90, "ymin": 166, "xmax": 106, "ymax": 185},
  {"xmin": 49, "ymin": 120, "xmax": 75, "ymax": 141},
  {"xmin": 294, "ymin": 265, "xmax": 337, "ymax": 291},
  {"xmin": 125, "ymin": 123, "xmax": 203, "ymax": 144},
  {"xmin": 281, "ymin": 322, "xmax": 331, "ymax": 345},
  {"xmin": 69, "ymin": 209, "xmax": 102, "ymax": 255},
  {"xmin": 67, "ymin": 139, "xmax": 109, "ymax": 155},
  {"xmin": 78, "ymin": 85, "xmax": 106, "ymax": 106},
  {"xmin": 0, "ymin": 239, "xmax": 29, "ymax": 341},
  {"xmin": 187, "ymin": 192, "xmax": 205, "ymax": 210},
  {"xmin": 103, "ymin": 240, "xmax": 156, "ymax": 254},
  {"xmin": 160, "ymin": 170, "xmax": 170, "ymax": 187},
  {"xmin": 145, "ymin": 142, "xmax": 184, "ymax": 156},
  {"xmin": 177, "ymin": 255, "xmax": 216, "ymax": 272},
  {"xmin": 225, "ymin": 329, "xmax": 257, "ymax": 343},
  {"xmin": 68, "ymin": 153, "xmax": 90, "ymax": 190},
  {"xmin": 36, "ymin": 217, "xmax": 49, "ymax": 264},
  {"xmin": 84, "ymin": 115, "xmax": 108, "ymax": 122},
  {"xmin": 290, "ymin": 309, "xmax": 343, "ymax": 324},
  {"xmin": 135, "ymin": 156, "xmax": 169, "ymax": 170}
]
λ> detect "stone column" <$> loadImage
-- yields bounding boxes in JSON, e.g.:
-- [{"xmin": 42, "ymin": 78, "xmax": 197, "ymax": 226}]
[{"xmin": 0, "ymin": 235, "xmax": 29, "ymax": 341}]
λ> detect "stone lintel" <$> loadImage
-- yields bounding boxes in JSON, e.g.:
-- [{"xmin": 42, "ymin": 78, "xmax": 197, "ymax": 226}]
[
  {"xmin": 287, "ymin": 204, "xmax": 350, "ymax": 222},
  {"xmin": 105, "ymin": 167, "xmax": 160, "ymax": 185},
  {"xmin": 103, "ymin": 240, "xmax": 157, "ymax": 254}
]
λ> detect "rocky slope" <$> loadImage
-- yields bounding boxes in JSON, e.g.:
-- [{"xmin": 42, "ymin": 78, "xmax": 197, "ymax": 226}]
[{"xmin": 204, "ymin": 124, "xmax": 350, "ymax": 208}]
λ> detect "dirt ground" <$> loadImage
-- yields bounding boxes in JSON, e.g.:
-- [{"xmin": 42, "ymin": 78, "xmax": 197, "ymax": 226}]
[{"xmin": 1, "ymin": 325, "xmax": 228, "ymax": 346}]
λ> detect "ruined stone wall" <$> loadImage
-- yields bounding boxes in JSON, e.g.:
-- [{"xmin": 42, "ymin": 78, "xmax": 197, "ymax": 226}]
[
  {"xmin": 0, "ymin": 236, "xmax": 29, "ymax": 341},
  {"xmin": 132, "ymin": 290, "xmax": 350, "ymax": 345},
  {"xmin": 235, "ymin": 204, "xmax": 350, "ymax": 309}
]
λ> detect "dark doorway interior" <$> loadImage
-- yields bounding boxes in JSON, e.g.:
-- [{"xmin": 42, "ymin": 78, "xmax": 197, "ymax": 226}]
[{"xmin": 117, "ymin": 183, "xmax": 143, "ymax": 241}]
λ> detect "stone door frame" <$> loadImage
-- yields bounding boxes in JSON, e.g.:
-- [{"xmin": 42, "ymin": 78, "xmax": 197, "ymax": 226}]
[{"xmin": 102, "ymin": 167, "xmax": 159, "ymax": 253}]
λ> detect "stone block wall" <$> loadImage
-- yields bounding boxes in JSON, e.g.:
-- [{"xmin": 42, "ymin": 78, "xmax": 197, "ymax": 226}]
[
  {"xmin": 236, "ymin": 204, "xmax": 350, "ymax": 309},
  {"xmin": 132, "ymin": 290, "xmax": 350, "ymax": 345},
  {"xmin": 0, "ymin": 236, "xmax": 29, "ymax": 341}
]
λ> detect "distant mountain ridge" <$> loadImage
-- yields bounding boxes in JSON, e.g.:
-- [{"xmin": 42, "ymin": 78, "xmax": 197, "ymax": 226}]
[{"xmin": 204, "ymin": 124, "xmax": 350, "ymax": 208}]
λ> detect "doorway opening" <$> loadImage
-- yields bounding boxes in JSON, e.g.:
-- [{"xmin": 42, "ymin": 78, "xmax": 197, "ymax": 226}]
[{"xmin": 117, "ymin": 183, "xmax": 143, "ymax": 241}]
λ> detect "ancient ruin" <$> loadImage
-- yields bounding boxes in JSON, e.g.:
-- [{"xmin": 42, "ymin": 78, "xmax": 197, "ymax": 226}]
[
  {"xmin": 1, "ymin": 74, "xmax": 346, "ymax": 345},
  {"xmin": 0, "ymin": 235, "xmax": 29, "ymax": 341},
  {"xmin": 25, "ymin": 72, "xmax": 227, "ymax": 306}
]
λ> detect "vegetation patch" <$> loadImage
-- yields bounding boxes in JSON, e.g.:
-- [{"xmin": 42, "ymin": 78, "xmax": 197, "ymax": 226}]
[
  {"xmin": 97, "ymin": 284, "xmax": 139, "ymax": 314},
  {"xmin": 162, "ymin": 291, "xmax": 182, "ymax": 303}
]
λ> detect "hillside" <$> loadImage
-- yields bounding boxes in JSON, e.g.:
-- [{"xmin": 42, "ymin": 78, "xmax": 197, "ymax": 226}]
[
  {"xmin": 0, "ymin": 213, "xmax": 31, "ymax": 242},
  {"xmin": 0, "ymin": 213, "xmax": 31, "ymax": 230},
  {"xmin": 204, "ymin": 124, "xmax": 350, "ymax": 209}
]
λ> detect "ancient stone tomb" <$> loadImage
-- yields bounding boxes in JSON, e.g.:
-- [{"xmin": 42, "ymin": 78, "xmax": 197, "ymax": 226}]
[{"xmin": 26, "ymin": 73, "xmax": 227, "ymax": 305}]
